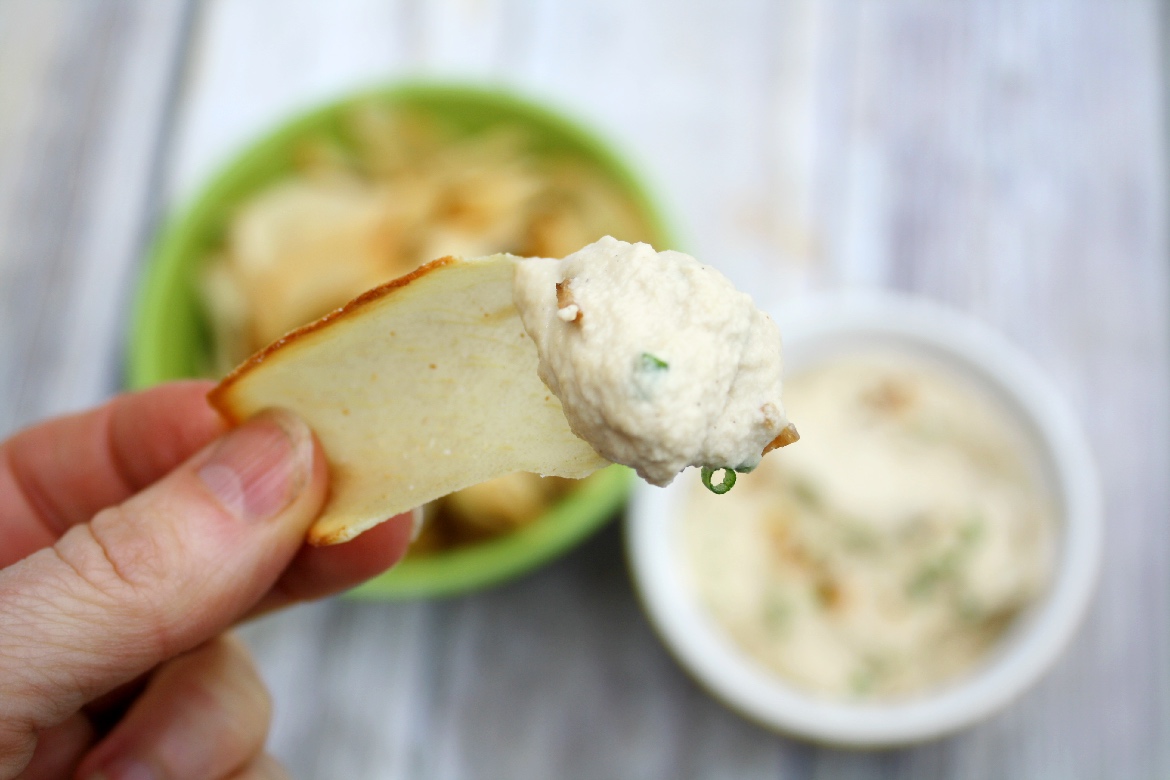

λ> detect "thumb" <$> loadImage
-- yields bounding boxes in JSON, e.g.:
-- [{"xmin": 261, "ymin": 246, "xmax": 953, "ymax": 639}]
[{"xmin": 0, "ymin": 409, "xmax": 326, "ymax": 773}]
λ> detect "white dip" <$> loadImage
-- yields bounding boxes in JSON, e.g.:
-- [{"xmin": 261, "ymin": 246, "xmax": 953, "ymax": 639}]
[
  {"xmin": 513, "ymin": 236, "xmax": 790, "ymax": 486},
  {"xmin": 682, "ymin": 351, "xmax": 1055, "ymax": 698}
]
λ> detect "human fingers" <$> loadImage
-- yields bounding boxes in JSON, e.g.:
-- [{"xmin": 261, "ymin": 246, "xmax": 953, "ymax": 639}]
[
  {"xmin": 250, "ymin": 509, "xmax": 415, "ymax": 615},
  {"xmin": 11, "ymin": 713, "xmax": 94, "ymax": 780},
  {"xmin": 223, "ymin": 754, "xmax": 288, "ymax": 780},
  {"xmin": 0, "ymin": 409, "xmax": 326, "ymax": 778},
  {"xmin": 75, "ymin": 635, "xmax": 271, "ymax": 780},
  {"xmin": 0, "ymin": 381, "xmax": 225, "ymax": 567}
]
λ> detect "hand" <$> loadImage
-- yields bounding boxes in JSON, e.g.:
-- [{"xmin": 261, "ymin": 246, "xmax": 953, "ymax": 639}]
[{"xmin": 0, "ymin": 381, "xmax": 415, "ymax": 779}]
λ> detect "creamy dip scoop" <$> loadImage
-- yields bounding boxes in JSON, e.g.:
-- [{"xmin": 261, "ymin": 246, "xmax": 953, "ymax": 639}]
[
  {"xmin": 514, "ymin": 236, "xmax": 797, "ymax": 488},
  {"xmin": 211, "ymin": 236, "xmax": 795, "ymax": 545}
]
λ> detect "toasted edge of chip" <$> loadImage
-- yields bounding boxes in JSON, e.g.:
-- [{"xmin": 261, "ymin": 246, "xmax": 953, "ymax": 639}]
[
  {"xmin": 208, "ymin": 254, "xmax": 608, "ymax": 545},
  {"xmin": 210, "ymin": 257, "xmax": 457, "ymax": 411}
]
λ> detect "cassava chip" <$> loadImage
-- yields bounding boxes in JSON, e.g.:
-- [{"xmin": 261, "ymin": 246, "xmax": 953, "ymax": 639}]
[{"xmin": 209, "ymin": 254, "xmax": 607, "ymax": 545}]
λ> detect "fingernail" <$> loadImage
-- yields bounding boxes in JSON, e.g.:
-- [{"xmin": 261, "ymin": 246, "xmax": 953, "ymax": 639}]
[
  {"xmin": 89, "ymin": 757, "xmax": 157, "ymax": 780},
  {"xmin": 198, "ymin": 409, "xmax": 311, "ymax": 522}
]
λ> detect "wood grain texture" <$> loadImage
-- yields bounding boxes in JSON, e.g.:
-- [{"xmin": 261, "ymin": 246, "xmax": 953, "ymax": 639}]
[
  {"xmin": 1, "ymin": 0, "xmax": 1167, "ymax": 777},
  {"xmin": 0, "ymin": 0, "xmax": 193, "ymax": 434}
]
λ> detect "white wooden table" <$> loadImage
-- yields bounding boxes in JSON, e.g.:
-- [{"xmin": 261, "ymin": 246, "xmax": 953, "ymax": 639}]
[{"xmin": 2, "ymin": 1, "xmax": 1168, "ymax": 776}]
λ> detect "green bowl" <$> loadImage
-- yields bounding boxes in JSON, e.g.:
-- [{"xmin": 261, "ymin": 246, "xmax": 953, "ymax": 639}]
[{"xmin": 128, "ymin": 82, "xmax": 673, "ymax": 598}]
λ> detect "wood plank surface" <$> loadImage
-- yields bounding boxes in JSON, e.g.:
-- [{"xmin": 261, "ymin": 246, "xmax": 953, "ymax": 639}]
[
  {"xmin": 1, "ymin": 0, "xmax": 1167, "ymax": 777},
  {"xmin": 0, "ymin": 0, "xmax": 194, "ymax": 431}
]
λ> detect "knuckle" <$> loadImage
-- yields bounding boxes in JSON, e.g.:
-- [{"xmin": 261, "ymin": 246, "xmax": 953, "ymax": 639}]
[
  {"xmin": 188, "ymin": 635, "xmax": 273, "ymax": 747},
  {"xmin": 220, "ymin": 638, "xmax": 273, "ymax": 742},
  {"xmin": 49, "ymin": 508, "xmax": 181, "ymax": 655},
  {"xmin": 84, "ymin": 505, "xmax": 176, "ymax": 591}
]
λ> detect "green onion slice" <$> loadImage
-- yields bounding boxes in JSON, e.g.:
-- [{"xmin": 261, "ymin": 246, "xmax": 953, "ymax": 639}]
[
  {"xmin": 640, "ymin": 353, "xmax": 669, "ymax": 371},
  {"xmin": 701, "ymin": 466, "xmax": 736, "ymax": 495}
]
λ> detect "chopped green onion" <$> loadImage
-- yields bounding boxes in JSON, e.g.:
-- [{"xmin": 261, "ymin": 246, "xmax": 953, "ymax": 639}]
[
  {"xmin": 640, "ymin": 352, "xmax": 669, "ymax": 371},
  {"xmin": 701, "ymin": 466, "xmax": 736, "ymax": 495}
]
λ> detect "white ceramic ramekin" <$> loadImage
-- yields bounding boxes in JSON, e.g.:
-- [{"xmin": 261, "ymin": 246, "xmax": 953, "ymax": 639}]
[{"xmin": 626, "ymin": 290, "xmax": 1102, "ymax": 746}]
